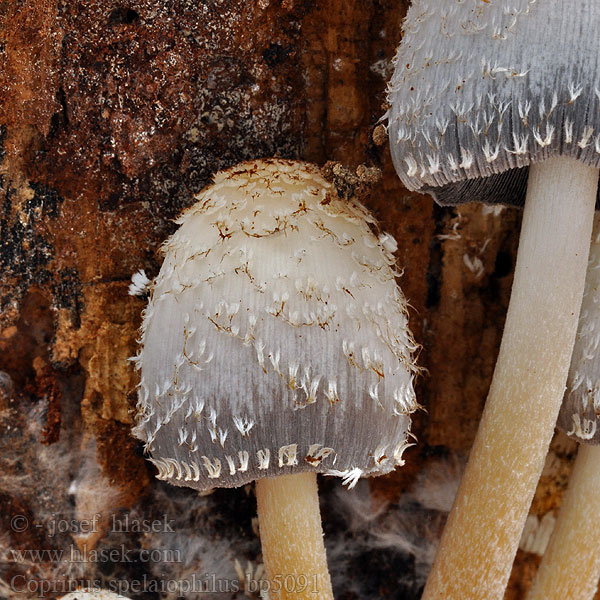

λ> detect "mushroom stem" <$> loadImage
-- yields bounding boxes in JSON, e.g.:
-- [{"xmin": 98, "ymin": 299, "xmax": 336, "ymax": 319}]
[
  {"xmin": 526, "ymin": 443, "xmax": 600, "ymax": 600},
  {"xmin": 255, "ymin": 472, "xmax": 333, "ymax": 600},
  {"xmin": 422, "ymin": 156, "xmax": 599, "ymax": 600}
]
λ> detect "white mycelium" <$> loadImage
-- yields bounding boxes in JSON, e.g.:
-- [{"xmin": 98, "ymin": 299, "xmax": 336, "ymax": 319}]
[
  {"xmin": 557, "ymin": 213, "xmax": 600, "ymax": 443},
  {"xmin": 387, "ymin": 0, "xmax": 600, "ymax": 206},
  {"xmin": 132, "ymin": 159, "xmax": 418, "ymax": 491}
]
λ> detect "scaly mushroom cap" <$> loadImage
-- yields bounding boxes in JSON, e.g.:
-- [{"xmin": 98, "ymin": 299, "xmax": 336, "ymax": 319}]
[
  {"xmin": 387, "ymin": 0, "xmax": 600, "ymax": 206},
  {"xmin": 132, "ymin": 159, "xmax": 419, "ymax": 491},
  {"xmin": 557, "ymin": 213, "xmax": 600, "ymax": 443}
]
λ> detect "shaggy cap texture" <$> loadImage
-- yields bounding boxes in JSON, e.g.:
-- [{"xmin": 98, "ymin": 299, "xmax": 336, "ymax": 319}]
[
  {"xmin": 557, "ymin": 213, "xmax": 600, "ymax": 443},
  {"xmin": 132, "ymin": 159, "xmax": 419, "ymax": 491},
  {"xmin": 387, "ymin": 0, "xmax": 600, "ymax": 206}
]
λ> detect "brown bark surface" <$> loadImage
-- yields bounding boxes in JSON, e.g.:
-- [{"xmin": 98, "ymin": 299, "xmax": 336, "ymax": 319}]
[{"xmin": 0, "ymin": 1, "xmax": 581, "ymax": 599}]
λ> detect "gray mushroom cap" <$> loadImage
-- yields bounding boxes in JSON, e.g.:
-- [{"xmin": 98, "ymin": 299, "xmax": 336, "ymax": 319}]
[
  {"xmin": 132, "ymin": 160, "xmax": 419, "ymax": 491},
  {"xmin": 387, "ymin": 0, "xmax": 600, "ymax": 206},
  {"xmin": 557, "ymin": 213, "xmax": 600, "ymax": 444}
]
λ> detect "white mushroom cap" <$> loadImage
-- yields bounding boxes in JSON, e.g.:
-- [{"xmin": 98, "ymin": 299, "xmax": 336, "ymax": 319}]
[
  {"xmin": 557, "ymin": 213, "xmax": 600, "ymax": 443},
  {"xmin": 59, "ymin": 592, "xmax": 131, "ymax": 600},
  {"xmin": 132, "ymin": 159, "xmax": 419, "ymax": 491},
  {"xmin": 387, "ymin": 1, "xmax": 600, "ymax": 206}
]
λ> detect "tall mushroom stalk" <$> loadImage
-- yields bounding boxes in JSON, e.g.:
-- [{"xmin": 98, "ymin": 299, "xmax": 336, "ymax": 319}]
[
  {"xmin": 387, "ymin": 2, "xmax": 599, "ymax": 598},
  {"xmin": 131, "ymin": 160, "xmax": 420, "ymax": 599},
  {"xmin": 526, "ymin": 213, "xmax": 600, "ymax": 600}
]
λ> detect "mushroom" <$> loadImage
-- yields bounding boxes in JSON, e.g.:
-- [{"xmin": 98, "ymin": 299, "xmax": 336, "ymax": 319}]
[
  {"xmin": 131, "ymin": 159, "xmax": 419, "ymax": 599},
  {"xmin": 387, "ymin": 2, "xmax": 599, "ymax": 598},
  {"xmin": 526, "ymin": 212, "xmax": 600, "ymax": 600},
  {"xmin": 59, "ymin": 592, "xmax": 131, "ymax": 600},
  {"xmin": 557, "ymin": 212, "xmax": 600, "ymax": 446}
]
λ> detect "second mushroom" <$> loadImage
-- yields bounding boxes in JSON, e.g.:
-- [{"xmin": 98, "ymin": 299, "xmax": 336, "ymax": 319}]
[{"xmin": 387, "ymin": 1, "xmax": 599, "ymax": 598}]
